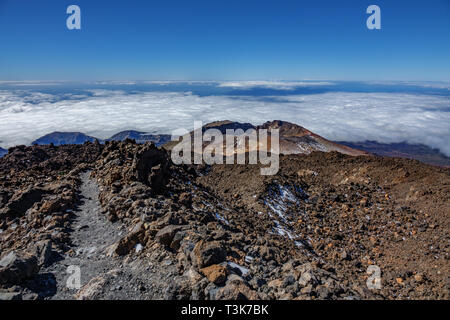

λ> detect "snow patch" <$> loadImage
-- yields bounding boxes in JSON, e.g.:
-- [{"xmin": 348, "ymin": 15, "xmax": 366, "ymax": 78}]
[
  {"xmin": 264, "ymin": 183, "xmax": 308, "ymax": 246},
  {"xmin": 228, "ymin": 262, "xmax": 250, "ymax": 276},
  {"xmin": 135, "ymin": 243, "xmax": 143, "ymax": 253},
  {"xmin": 215, "ymin": 213, "xmax": 229, "ymax": 225}
]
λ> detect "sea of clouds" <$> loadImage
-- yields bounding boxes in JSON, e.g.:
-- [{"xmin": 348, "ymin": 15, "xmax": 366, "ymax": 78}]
[{"xmin": 0, "ymin": 84, "xmax": 449, "ymax": 155}]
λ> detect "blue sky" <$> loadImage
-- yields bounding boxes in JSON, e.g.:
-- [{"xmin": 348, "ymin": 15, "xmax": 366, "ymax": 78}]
[{"xmin": 0, "ymin": 0, "xmax": 449, "ymax": 81}]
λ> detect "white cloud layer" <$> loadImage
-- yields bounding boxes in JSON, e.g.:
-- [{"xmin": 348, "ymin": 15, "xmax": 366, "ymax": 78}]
[
  {"xmin": 217, "ymin": 81, "xmax": 334, "ymax": 90},
  {"xmin": 0, "ymin": 90, "xmax": 449, "ymax": 155}
]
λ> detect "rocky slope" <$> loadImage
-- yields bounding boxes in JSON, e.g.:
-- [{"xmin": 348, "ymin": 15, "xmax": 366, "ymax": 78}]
[
  {"xmin": 0, "ymin": 138, "xmax": 448, "ymax": 300},
  {"xmin": 259, "ymin": 120, "xmax": 367, "ymax": 156}
]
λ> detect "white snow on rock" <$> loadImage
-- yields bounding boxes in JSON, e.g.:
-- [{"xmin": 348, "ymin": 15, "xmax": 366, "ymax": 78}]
[
  {"xmin": 214, "ymin": 212, "xmax": 229, "ymax": 225},
  {"xmin": 244, "ymin": 255, "xmax": 254, "ymax": 263},
  {"xmin": 135, "ymin": 243, "xmax": 143, "ymax": 253},
  {"xmin": 264, "ymin": 183, "xmax": 308, "ymax": 246},
  {"xmin": 228, "ymin": 262, "xmax": 250, "ymax": 276}
]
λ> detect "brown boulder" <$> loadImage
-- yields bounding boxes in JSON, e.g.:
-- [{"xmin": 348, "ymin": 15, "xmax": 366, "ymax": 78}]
[
  {"xmin": 191, "ymin": 240, "xmax": 227, "ymax": 268},
  {"xmin": 200, "ymin": 264, "xmax": 228, "ymax": 285},
  {"xmin": 267, "ymin": 278, "xmax": 283, "ymax": 288},
  {"xmin": 75, "ymin": 276, "xmax": 106, "ymax": 300}
]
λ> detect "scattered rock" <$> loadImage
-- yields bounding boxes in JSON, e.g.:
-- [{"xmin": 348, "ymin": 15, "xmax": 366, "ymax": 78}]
[
  {"xmin": 0, "ymin": 291, "xmax": 22, "ymax": 300},
  {"xmin": 215, "ymin": 281, "xmax": 259, "ymax": 300},
  {"xmin": 31, "ymin": 240, "xmax": 53, "ymax": 267},
  {"xmin": 155, "ymin": 225, "xmax": 183, "ymax": 247},
  {"xmin": 0, "ymin": 137, "xmax": 448, "ymax": 300},
  {"xmin": 75, "ymin": 276, "xmax": 106, "ymax": 300},
  {"xmin": 191, "ymin": 241, "xmax": 227, "ymax": 268},
  {"xmin": 108, "ymin": 222, "xmax": 145, "ymax": 256},
  {"xmin": 0, "ymin": 251, "xmax": 39, "ymax": 285}
]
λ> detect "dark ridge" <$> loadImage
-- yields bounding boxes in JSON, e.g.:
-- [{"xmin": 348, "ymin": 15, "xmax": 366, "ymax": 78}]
[
  {"xmin": 107, "ymin": 130, "xmax": 171, "ymax": 146},
  {"xmin": 338, "ymin": 140, "xmax": 450, "ymax": 167},
  {"xmin": 32, "ymin": 132, "xmax": 101, "ymax": 146},
  {"xmin": 202, "ymin": 120, "xmax": 255, "ymax": 133}
]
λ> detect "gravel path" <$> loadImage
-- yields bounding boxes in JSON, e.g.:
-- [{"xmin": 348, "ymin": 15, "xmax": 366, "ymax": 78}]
[
  {"xmin": 37, "ymin": 171, "xmax": 122, "ymax": 299},
  {"xmin": 34, "ymin": 171, "xmax": 180, "ymax": 300}
]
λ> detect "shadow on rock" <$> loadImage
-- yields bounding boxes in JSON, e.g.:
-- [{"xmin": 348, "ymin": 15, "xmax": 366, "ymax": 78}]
[{"xmin": 25, "ymin": 273, "xmax": 57, "ymax": 299}]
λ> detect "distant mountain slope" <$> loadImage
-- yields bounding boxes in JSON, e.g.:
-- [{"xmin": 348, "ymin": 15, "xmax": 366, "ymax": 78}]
[
  {"xmin": 0, "ymin": 147, "xmax": 7, "ymax": 158},
  {"xmin": 108, "ymin": 130, "xmax": 171, "ymax": 146},
  {"xmin": 338, "ymin": 141, "xmax": 450, "ymax": 167},
  {"xmin": 163, "ymin": 120, "xmax": 367, "ymax": 157},
  {"xmin": 259, "ymin": 120, "xmax": 368, "ymax": 156},
  {"xmin": 203, "ymin": 120, "xmax": 255, "ymax": 133},
  {"xmin": 32, "ymin": 130, "xmax": 172, "ymax": 147},
  {"xmin": 32, "ymin": 132, "xmax": 101, "ymax": 146},
  {"xmin": 24, "ymin": 122, "xmax": 448, "ymax": 167},
  {"xmin": 162, "ymin": 120, "xmax": 256, "ymax": 152}
]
